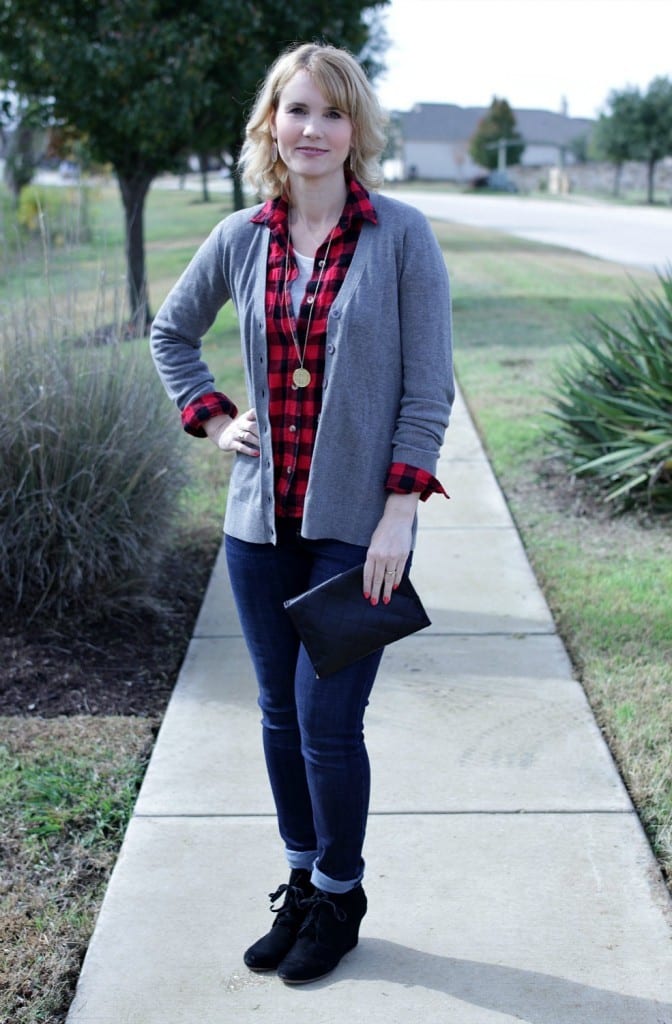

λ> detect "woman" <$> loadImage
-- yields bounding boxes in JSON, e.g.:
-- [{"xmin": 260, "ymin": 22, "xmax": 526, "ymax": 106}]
[{"xmin": 151, "ymin": 42, "xmax": 453, "ymax": 984}]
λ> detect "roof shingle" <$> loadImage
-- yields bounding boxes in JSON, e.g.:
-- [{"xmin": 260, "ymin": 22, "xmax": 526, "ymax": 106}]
[{"xmin": 400, "ymin": 103, "xmax": 594, "ymax": 145}]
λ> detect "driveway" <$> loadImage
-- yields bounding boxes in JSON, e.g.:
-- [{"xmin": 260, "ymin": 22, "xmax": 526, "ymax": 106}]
[{"xmin": 386, "ymin": 190, "xmax": 671, "ymax": 271}]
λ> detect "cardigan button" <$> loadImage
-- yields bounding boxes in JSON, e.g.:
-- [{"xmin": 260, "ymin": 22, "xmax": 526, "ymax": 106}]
[
  {"xmin": 331, "ymin": 309, "xmax": 341, "ymax": 319},
  {"xmin": 327, "ymin": 344, "xmax": 335, "ymax": 354}
]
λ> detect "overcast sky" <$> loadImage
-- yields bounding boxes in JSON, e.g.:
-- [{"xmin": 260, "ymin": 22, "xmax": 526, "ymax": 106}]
[{"xmin": 374, "ymin": 0, "xmax": 672, "ymax": 119}]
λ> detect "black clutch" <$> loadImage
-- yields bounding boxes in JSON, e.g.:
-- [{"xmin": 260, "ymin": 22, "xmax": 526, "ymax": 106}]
[{"xmin": 283, "ymin": 564, "xmax": 431, "ymax": 678}]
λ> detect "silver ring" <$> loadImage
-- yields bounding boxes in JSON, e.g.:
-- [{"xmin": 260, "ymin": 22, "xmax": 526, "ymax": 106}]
[
  {"xmin": 385, "ymin": 570, "xmax": 396, "ymax": 576},
  {"xmin": 238, "ymin": 431, "xmax": 245, "ymax": 441}
]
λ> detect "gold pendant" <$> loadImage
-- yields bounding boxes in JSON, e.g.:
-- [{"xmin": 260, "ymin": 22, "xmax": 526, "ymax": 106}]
[{"xmin": 293, "ymin": 367, "xmax": 311, "ymax": 388}]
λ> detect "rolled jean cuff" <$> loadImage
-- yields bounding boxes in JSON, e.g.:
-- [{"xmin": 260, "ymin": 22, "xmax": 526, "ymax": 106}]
[
  {"xmin": 311, "ymin": 861, "xmax": 365, "ymax": 895},
  {"xmin": 286, "ymin": 848, "xmax": 318, "ymax": 871}
]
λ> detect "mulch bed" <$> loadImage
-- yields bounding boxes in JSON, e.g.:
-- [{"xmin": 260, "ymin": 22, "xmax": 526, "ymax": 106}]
[{"xmin": 0, "ymin": 540, "xmax": 219, "ymax": 719}]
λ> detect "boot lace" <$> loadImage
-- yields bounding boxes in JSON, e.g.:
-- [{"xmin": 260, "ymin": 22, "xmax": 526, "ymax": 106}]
[
  {"xmin": 268, "ymin": 882, "xmax": 305, "ymax": 917},
  {"xmin": 296, "ymin": 891, "xmax": 347, "ymax": 940}
]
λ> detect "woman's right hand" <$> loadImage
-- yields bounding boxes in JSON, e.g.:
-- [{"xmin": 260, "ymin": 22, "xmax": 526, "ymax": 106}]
[{"xmin": 204, "ymin": 409, "xmax": 260, "ymax": 456}]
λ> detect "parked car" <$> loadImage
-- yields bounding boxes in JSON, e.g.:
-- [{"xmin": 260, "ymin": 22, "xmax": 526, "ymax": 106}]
[
  {"xmin": 59, "ymin": 160, "xmax": 80, "ymax": 181},
  {"xmin": 472, "ymin": 171, "xmax": 518, "ymax": 192}
]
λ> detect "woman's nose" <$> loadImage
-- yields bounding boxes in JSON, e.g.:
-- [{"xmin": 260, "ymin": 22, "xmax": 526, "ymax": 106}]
[{"xmin": 303, "ymin": 118, "xmax": 320, "ymax": 137}]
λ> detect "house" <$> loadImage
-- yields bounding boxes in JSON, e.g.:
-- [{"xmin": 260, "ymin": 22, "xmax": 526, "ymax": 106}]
[{"xmin": 395, "ymin": 102, "xmax": 594, "ymax": 181}]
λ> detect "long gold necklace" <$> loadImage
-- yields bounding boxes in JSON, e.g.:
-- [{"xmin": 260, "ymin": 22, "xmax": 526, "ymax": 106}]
[{"xmin": 283, "ymin": 228, "xmax": 335, "ymax": 389}]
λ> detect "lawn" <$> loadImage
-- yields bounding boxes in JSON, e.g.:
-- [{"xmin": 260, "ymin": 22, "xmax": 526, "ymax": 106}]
[
  {"xmin": 1, "ymin": 182, "xmax": 670, "ymax": 1023},
  {"xmin": 437, "ymin": 221, "xmax": 672, "ymax": 882}
]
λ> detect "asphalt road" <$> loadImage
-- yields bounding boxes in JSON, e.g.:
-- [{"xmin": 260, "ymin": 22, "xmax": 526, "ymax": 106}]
[{"xmin": 385, "ymin": 190, "xmax": 672, "ymax": 271}]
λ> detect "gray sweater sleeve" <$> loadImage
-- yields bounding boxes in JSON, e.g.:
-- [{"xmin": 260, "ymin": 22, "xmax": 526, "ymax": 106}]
[
  {"xmin": 150, "ymin": 223, "xmax": 232, "ymax": 410},
  {"xmin": 391, "ymin": 207, "xmax": 454, "ymax": 470}
]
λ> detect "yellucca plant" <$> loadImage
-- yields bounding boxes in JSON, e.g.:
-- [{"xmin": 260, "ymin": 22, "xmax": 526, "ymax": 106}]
[{"xmin": 547, "ymin": 271, "xmax": 672, "ymax": 511}]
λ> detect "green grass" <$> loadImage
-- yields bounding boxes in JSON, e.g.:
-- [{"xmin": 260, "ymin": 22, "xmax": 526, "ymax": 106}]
[
  {"xmin": 434, "ymin": 220, "xmax": 672, "ymax": 882},
  {"xmin": 8, "ymin": 748, "xmax": 143, "ymax": 845},
  {"xmin": 0, "ymin": 717, "xmax": 155, "ymax": 1024}
]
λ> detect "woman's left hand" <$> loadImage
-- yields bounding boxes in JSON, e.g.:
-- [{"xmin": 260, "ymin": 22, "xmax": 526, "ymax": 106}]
[{"xmin": 363, "ymin": 493, "xmax": 420, "ymax": 606}]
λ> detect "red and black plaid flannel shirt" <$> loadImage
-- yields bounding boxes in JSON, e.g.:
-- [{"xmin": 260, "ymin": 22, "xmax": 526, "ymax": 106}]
[{"xmin": 182, "ymin": 177, "xmax": 447, "ymax": 518}]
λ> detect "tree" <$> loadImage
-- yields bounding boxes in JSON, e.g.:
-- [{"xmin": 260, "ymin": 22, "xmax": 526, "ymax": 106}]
[
  {"xmin": 638, "ymin": 77, "xmax": 672, "ymax": 204},
  {"xmin": 567, "ymin": 133, "xmax": 589, "ymax": 165},
  {"xmin": 1, "ymin": 95, "xmax": 45, "ymax": 202},
  {"xmin": 469, "ymin": 97, "xmax": 524, "ymax": 171},
  {"xmin": 0, "ymin": 0, "xmax": 389, "ymax": 333},
  {"xmin": 593, "ymin": 88, "xmax": 642, "ymax": 197},
  {"xmin": 595, "ymin": 78, "xmax": 672, "ymax": 203}
]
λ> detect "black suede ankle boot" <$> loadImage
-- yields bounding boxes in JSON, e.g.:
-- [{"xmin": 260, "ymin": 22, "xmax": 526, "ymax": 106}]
[
  {"xmin": 277, "ymin": 884, "xmax": 367, "ymax": 984},
  {"xmin": 243, "ymin": 869, "xmax": 314, "ymax": 971}
]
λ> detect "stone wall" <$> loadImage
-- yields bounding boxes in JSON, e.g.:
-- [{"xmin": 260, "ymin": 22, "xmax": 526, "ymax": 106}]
[{"xmin": 510, "ymin": 159, "xmax": 672, "ymax": 199}]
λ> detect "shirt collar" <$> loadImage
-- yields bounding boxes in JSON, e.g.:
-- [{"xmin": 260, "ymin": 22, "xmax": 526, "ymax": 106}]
[{"xmin": 250, "ymin": 175, "xmax": 377, "ymax": 234}]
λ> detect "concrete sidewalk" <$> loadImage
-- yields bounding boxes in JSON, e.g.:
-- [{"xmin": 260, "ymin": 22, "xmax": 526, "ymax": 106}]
[{"xmin": 67, "ymin": 387, "xmax": 672, "ymax": 1024}]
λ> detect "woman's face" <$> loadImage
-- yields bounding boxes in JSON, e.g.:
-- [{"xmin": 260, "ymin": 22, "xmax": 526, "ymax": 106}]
[{"xmin": 272, "ymin": 69, "xmax": 353, "ymax": 185}]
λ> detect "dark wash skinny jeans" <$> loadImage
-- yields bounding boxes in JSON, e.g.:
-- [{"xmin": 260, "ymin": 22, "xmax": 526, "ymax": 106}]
[{"xmin": 225, "ymin": 519, "xmax": 385, "ymax": 894}]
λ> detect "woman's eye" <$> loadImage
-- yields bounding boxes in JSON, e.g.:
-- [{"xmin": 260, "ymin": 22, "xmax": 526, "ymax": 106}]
[{"xmin": 327, "ymin": 110, "xmax": 342, "ymax": 119}]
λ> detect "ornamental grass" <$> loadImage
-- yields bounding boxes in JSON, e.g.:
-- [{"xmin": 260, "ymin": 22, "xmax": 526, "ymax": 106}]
[{"xmin": 0, "ymin": 290, "xmax": 187, "ymax": 620}]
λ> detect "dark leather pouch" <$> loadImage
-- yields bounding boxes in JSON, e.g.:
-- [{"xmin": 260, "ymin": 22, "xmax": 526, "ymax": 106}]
[{"xmin": 284, "ymin": 564, "xmax": 431, "ymax": 678}]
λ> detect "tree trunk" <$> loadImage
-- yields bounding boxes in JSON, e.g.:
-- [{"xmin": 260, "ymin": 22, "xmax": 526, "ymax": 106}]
[
  {"xmin": 232, "ymin": 166, "xmax": 245, "ymax": 211},
  {"xmin": 198, "ymin": 152, "xmax": 211, "ymax": 202},
  {"xmin": 117, "ymin": 169, "xmax": 153, "ymax": 336},
  {"xmin": 228, "ymin": 136, "xmax": 245, "ymax": 210},
  {"xmin": 613, "ymin": 162, "xmax": 622, "ymax": 197},
  {"xmin": 5, "ymin": 122, "xmax": 39, "ymax": 203},
  {"xmin": 646, "ymin": 158, "xmax": 656, "ymax": 204}
]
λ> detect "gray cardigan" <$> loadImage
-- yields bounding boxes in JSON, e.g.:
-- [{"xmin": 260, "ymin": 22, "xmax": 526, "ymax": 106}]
[{"xmin": 150, "ymin": 191, "xmax": 454, "ymax": 547}]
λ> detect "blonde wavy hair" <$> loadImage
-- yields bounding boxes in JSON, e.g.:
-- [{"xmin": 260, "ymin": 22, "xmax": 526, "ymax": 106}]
[{"xmin": 239, "ymin": 42, "xmax": 387, "ymax": 198}]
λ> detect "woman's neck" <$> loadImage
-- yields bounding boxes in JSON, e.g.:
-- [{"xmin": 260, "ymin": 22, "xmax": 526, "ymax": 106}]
[{"xmin": 287, "ymin": 172, "xmax": 348, "ymax": 250}]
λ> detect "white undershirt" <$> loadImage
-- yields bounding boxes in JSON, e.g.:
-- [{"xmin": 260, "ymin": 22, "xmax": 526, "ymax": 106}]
[{"xmin": 290, "ymin": 249, "xmax": 314, "ymax": 318}]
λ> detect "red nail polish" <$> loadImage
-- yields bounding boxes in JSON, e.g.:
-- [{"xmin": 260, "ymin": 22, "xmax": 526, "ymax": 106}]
[
  {"xmin": 383, "ymin": 596, "xmax": 390, "ymax": 605},
  {"xmin": 370, "ymin": 597, "xmax": 378, "ymax": 607},
  {"xmin": 363, "ymin": 592, "xmax": 370, "ymax": 600},
  {"xmin": 393, "ymin": 583, "xmax": 399, "ymax": 591}
]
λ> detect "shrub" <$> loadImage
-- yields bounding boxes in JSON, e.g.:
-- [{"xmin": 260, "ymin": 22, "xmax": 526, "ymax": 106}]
[
  {"xmin": 16, "ymin": 183, "xmax": 93, "ymax": 246},
  {"xmin": 546, "ymin": 271, "xmax": 672, "ymax": 511},
  {"xmin": 0, "ymin": 184, "xmax": 93, "ymax": 271},
  {"xmin": 0, "ymin": 306, "xmax": 189, "ymax": 620}
]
